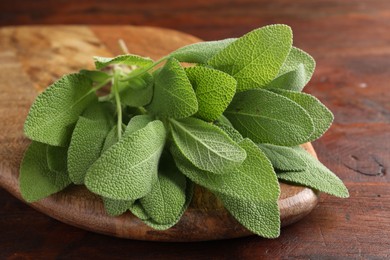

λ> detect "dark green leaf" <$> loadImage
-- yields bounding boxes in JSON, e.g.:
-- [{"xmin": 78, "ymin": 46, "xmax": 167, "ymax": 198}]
[
  {"xmin": 19, "ymin": 142, "xmax": 71, "ymax": 202},
  {"xmin": 146, "ymin": 58, "xmax": 198, "ymax": 118},
  {"xmin": 225, "ymin": 89, "xmax": 314, "ymax": 146},
  {"xmin": 24, "ymin": 73, "xmax": 96, "ymax": 146}
]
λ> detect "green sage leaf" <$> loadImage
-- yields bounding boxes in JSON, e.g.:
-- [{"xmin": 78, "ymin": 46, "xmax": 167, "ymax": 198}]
[
  {"xmin": 46, "ymin": 145, "xmax": 68, "ymax": 173},
  {"xmin": 215, "ymin": 192, "xmax": 280, "ymax": 238},
  {"xmin": 225, "ymin": 89, "xmax": 314, "ymax": 146},
  {"xmin": 266, "ymin": 47, "xmax": 315, "ymax": 91},
  {"xmin": 84, "ymin": 120, "xmax": 166, "ymax": 200},
  {"xmin": 185, "ymin": 66, "xmax": 237, "ymax": 121},
  {"xmin": 270, "ymin": 89, "xmax": 334, "ymax": 141},
  {"xmin": 19, "ymin": 142, "xmax": 71, "ymax": 202},
  {"xmin": 277, "ymin": 147, "xmax": 349, "ymax": 198},
  {"xmin": 172, "ymin": 138, "xmax": 279, "ymax": 202},
  {"xmin": 119, "ymin": 73, "xmax": 153, "ymax": 107},
  {"xmin": 258, "ymin": 144, "xmax": 307, "ymax": 171},
  {"xmin": 214, "ymin": 122, "xmax": 244, "ymax": 143},
  {"xmin": 170, "ymin": 38, "xmax": 236, "ymax": 64},
  {"xmin": 94, "ymin": 54, "xmax": 153, "ymax": 70},
  {"xmin": 68, "ymin": 103, "xmax": 115, "ymax": 184},
  {"xmin": 79, "ymin": 69, "xmax": 111, "ymax": 83},
  {"xmin": 170, "ymin": 117, "xmax": 246, "ymax": 174},
  {"xmin": 208, "ymin": 24, "xmax": 292, "ymax": 92},
  {"xmin": 102, "ymin": 197, "xmax": 134, "ymax": 216},
  {"xmin": 146, "ymin": 58, "xmax": 198, "ymax": 118},
  {"xmin": 130, "ymin": 179, "xmax": 194, "ymax": 230},
  {"xmin": 125, "ymin": 115, "xmax": 154, "ymax": 136},
  {"xmin": 140, "ymin": 155, "xmax": 187, "ymax": 224},
  {"xmin": 24, "ymin": 73, "xmax": 97, "ymax": 146}
]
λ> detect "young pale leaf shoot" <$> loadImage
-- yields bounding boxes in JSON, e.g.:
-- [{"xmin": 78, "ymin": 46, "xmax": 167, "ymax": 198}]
[{"xmin": 20, "ymin": 24, "xmax": 348, "ymax": 239}]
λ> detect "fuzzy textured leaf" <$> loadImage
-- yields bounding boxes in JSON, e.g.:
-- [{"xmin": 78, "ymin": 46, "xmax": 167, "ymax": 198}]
[
  {"xmin": 19, "ymin": 142, "xmax": 71, "ymax": 202},
  {"xmin": 147, "ymin": 58, "xmax": 198, "ymax": 118},
  {"xmin": 94, "ymin": 54, "xmax": 153, "ymax": 70},
  {"xmin": 225, "ymin": 89, "xmax": 314, "ymax": 146},
  {"xmin": 84, "ymin": 120, "xmax": 166, "ymax": 200},
  {"xmin": 79, "ymin": 69, "xmax": 111, "ymax": 83},
  {"xmin": 140, "ymin": 157, "xmax": 187, "ymax": 224},
  {"xmin": 208, "ymin": 25, "xmax": 292, "ymax": 92},
  {"xmin": 119, "ymin": 73, "xmax": 154, "ymax": 107},
  {"xmin": 258, "ymin": 144, "xmax": 306, "ymax": 171},
  {"xmin": 172, "ymin": 138, "xmax": 279, "ymax": 202},
  {"xmin": 266, "ymin": 47, "xmax": 315, "ymax": 91},
  {"xmin": 130, "ymin": 180, "xmax": 194, "ymax": 230},
  {"xmin": 215, "ymin": 122, "xmax": 244, "ymax": 143},
  {"xmin": 216, "ymin": 192, "xmax": 280, "ymax": 238},
  {"xmin": 102, "ymin": 197, "xmax": 134, "ymax": 216},
  {"xmin": 68, "ymin": 117, "xmax": 112, "ymax": 184},
  {"xmin": 46, "ymin": 145, "xmax": 68, "ymax": 173},
  {"xmin": 170, "ymin": 38, "xmax": 236, "ymax": 64},
  {"xmin": 170, "ymin": 117, "xmax": 246, "ymax": 174},
  {"xmin": 125, "ymin": 115, "xmax": 154, "ymax": 136},
  {"xmin": 24, "ymin": 73, "xmax": 96, "ymax": 146},
  {"xmin": 277, "ymin": 147, "xmax": 349, "ymax": 198},
  {"xmin": 101, "ymin": 124, "xmax": 125, "ymax": 154},
  {"xmin": 185, "ymin": 66, "xmax": 237, "ymax": 121},
  {"xmin": 68, "ymin": 102, "xmax": 114, "ymax": 184},
  {"xmin": 271, "ymin": 89, "xmax": 334, "ymax": 141}
]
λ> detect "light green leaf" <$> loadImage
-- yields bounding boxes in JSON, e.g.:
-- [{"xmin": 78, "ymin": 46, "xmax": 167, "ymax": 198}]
[
  {"xmin": 266, "ymin": 64, "xmax": 306, "ymax": 92},
  {"xmin": 101, "ymin": 115, "xmax": 152, "ymax": 155},
  {"xmin": 208, "ymin": 24, "xmax": 292, "ymax": 92},
  {"xmin": 94, "ymin": 54, "xmax": 153, "ymax": 70},
  {"xmin": 46, "ymin": 145, "xmax": 68, "ymax": 173},
  {"xmin": 215, "ymin": 192, "xmax": 280, "ymax": 238},
  {"xmin": 225, "ymin": 89, "xmax": 314, "ymax": 146},
  {"xmin": 277, "ymin": 147, "xmax": 349, "ymax": 198},
  {"xmin": 102, "ymin": 197, "xmax": 134, "ymax": 216},
  {"xmin": 130, "ymin": 179, "xmax": 194, "ymax": 230},
  {"xmin": 129, "ymin": 201, "xmax": 149, "ymax": 220},
  {"xmin": 185, "ymin": 66, "xmax": 237, "ymax": 121},
  {"xmin": 19, "ymin": 142, "xmax": 71, "ymax": 202},
  {"xmin": 270, "ymin": 89, "xmax": 334, "ymax": 141},
  {"xmin": 101, "ymin": 124, "xmax": 125, "ymax": 154},
  {"xmin": 170, "ymin": 117, "xmax": 246, "ymax": 174},
  {"xmin": 215, "ymin": 114, "xmax": 233, "ymax": 127},
  {"xmin": 214, "ymin": 122, "xmax": 244, "ymax": 143},
  {"xmin": 24, "ymin": 73, "xmax": 96, "ymax": 146},
  {"xmin": 170, "ymin": 38, "xmax": 236, "ymax": 64},
  {"xmin": 146, "ymin": 58, "xmax": 198, "ymax": 118},
  {"xmin": 266, "ymin": 47, "xmax": 315, "ymax": 91},
  {"xmin": 140, "ymin": 155, "xmax": 187, "ymax": 224},
  {"xmin": 79, "ymin": 69, "xmax": 111, "ymax": 83},
  {"xmin": 85, "ymin": 120, "xmax": 166, "ymax": 200},
  {"xmin": 258, "ymin": 144, "xmax": 306, "ymax": 171},
  {"xmin": 172, "ymin": 138, "xmax": 279, "ymax": 202},
  {"xmin": 119, "ymin": 73, "xmax": 153, "ymax": 107},
  {"xmin": 172, "ymin": 139, "xmax": 280, "ymax": 238},
  {"xmin": 125, "ymin": 115, "xmax": 154, "ymax": 136},
  {"xmin": 82, "ymin": 101, "xmax": 115, "ymax": 122},
  {"xmin": 68, "ymin": 102, "xmax": 115, "ymax": 184},
  {"xmin": 68, "ymin": 117, "xmax": 112, "ymax": 184}
]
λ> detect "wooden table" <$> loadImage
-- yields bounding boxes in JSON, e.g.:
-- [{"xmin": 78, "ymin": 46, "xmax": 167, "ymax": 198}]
[{"xmin": 1, "ymin": 0, "xmax": 389, "ymax": 258}]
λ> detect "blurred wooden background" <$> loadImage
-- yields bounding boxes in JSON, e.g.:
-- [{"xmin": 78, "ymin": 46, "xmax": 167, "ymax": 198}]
[{"xmin": 1, "ymin": 0, "xmax": 390, "ymax": 259}]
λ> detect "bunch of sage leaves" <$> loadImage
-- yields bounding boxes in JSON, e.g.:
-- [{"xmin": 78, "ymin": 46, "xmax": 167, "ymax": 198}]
[{"xmin": 20, "ymin": 24, "xmax": 348, "ymax": 238}]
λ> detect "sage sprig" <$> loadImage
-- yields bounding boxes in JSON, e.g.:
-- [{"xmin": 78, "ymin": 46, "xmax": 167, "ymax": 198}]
[{"xmin": 19, "ymin": 24, "xmax": 348, "ymax": 238}]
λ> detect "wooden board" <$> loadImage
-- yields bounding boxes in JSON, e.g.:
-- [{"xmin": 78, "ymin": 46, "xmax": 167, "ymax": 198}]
[{"xmin": 0, "ymin": 26, "xmax": 319, "ymax": 241}]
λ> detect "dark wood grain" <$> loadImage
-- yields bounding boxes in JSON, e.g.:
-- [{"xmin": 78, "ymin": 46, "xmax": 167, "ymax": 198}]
[{"xmin": 0, "ymin": 0, "xmax": 389, "ymax": 258}]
